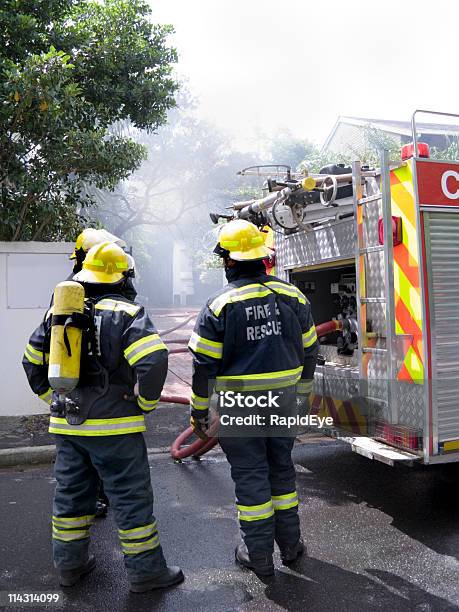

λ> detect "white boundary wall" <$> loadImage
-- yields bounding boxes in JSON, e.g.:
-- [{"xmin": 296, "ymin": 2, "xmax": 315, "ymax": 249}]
[{"xmin": 0, "ymin": 242, "xmax": 73, "ymax": 416}]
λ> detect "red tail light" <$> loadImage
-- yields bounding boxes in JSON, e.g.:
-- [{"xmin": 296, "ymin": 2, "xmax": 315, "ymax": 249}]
[
  {"xmin": 401, "ymin": 142, "xmax": 430, "ymax": 160},
  {"xmin": 378, "ymin": 216, "xmax": 403, "ymax": 247},
  {"xmin": 374, "ymin": 421, "xmax": 421, "ymax": 450}
]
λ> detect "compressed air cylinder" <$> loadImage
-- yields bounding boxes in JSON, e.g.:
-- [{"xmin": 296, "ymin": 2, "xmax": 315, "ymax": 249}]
[{"xmin": 48, "ymin": 281, "xmax": 85, "ymax": 394}]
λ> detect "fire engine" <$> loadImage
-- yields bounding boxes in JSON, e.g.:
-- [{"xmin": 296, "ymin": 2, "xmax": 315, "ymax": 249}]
[{"xmin": 223, "ymin": 110, "xmax": 459, "ymax": 466}]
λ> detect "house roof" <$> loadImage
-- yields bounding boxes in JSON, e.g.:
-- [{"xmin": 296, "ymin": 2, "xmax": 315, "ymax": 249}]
[{"xmin": 322, "ymin": 115, "xmax": 459, "ymax": 152}]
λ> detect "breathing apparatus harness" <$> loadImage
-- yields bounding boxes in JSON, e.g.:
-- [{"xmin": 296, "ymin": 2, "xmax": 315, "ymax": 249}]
[{"xmin": 47, "ymin": 296, "xmax": 109, "ymax": 425}]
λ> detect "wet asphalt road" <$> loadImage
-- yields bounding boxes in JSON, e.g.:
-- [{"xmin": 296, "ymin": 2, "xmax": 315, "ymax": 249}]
[{"xmin": 0, "ymin": 440, "xmax": 458, "ymax": 612}]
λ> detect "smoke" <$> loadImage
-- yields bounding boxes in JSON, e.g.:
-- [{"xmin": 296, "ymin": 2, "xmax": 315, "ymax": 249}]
[{"xmin": 89, "ymin": 90, "xmax": 314, "ymax": 306}]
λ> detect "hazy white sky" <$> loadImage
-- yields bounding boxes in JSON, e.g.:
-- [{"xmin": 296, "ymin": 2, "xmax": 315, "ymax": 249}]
[{"xmin": 151, "ymin": 0, "xmax": 458, "ymax": 149}]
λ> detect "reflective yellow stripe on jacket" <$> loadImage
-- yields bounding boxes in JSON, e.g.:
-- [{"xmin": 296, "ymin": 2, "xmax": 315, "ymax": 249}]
[
  {"xmin": 49, "ymin": 415, "xmax": 146, "ymax": 436},
  {"xmin": 210, "ymin": 284, "xmax": 272, "ymax": 317},
  {"xmin": 137, "ymin": 395, "xmax": 159, "ymax": 412},
  {"xmin": 216, "ymin": 366, "xmax": 303, "ymax": 392},
  {"xmin": 190, "ymin": 391, "xmax": 210, "ymax": 411},
  {"xmin": 24, "ymin": 343, "xmax": 48, "ymax": 366},
  {"xmin": 209, "ymin": 281, "xmax": 307, "ymax": 317},
  {"xmin": 124, "ymin": 334, "xmax": 167, "ymax": 366},
  {"xmin": 297, "ymin": 379, "xmax": 313, "ymax": 395},
  {"xmin": 95, "ymin": 299, "xmax": 140, "ymax": 316},
  {"xmin": 302, "ymin": 324, "xmax": 317, "ymax": 348},
  {"xmin": 188, "ymin": 332, "xmax": 223, "ymax": 359},
  {"xmin": 39, "ymin": 387, "xmax": 53, "ymax": 405},
  {"xmin": 265, "ymin": 281, "xmax": 306, "ymax": 304}
]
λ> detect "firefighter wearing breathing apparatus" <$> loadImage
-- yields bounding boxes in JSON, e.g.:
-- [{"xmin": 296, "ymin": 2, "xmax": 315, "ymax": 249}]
[
  {"xmin": 188, "ymin": 219, "xmax": 318, "ymax": 576},
  {"xmin": 23, "ymin": 242, "xmax": 184, "ymax": 593},
  {"xmin": 52, "ymin": 228, "xmax": 136, "ymax": 518}
]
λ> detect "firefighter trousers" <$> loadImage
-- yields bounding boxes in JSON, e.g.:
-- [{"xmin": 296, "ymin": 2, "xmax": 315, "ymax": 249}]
[
  {"xmin": 52, "ymin": 433, "xmax": 167, "ymax": 583},
  {"xmin": 219, "ymin": 436, "xmax": 300, "ymax": 555}
]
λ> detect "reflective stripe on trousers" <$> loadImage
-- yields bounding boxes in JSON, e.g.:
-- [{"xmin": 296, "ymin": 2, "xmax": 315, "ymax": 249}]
[
  {"xmin": 49, "ymin": 415, "xmax": 146, "ymax": 436},
  {"xmin": 219, "ymin": 436, "xmax": 300, "ymax": 554},
  {"xmin": 272, "ymin": 491, "xmax": 299, "ymax": 511},
  {"xmin": 52, "ymin": 514, "xmax": 95, "ymax": 542},
  {"xmin": 52, "ymin": 434, "xmax": 167, "ymax": 581},
  {"xmin": 237, "ymin": 500, "xmax": 274, "ymax": 522},
  {"xmin": 118, "ymin": 522, "xmax": 160, "ymax": 555}
]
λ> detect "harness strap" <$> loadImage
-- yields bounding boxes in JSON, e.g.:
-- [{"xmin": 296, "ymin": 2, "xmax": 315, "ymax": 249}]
[{"xmin": 51, "ymin": 312, "xmax": 92, "ymax": 357}]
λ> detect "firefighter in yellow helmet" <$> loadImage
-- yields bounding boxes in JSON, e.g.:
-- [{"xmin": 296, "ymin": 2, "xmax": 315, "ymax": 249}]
[
  {"xmin": 68, "ymin": 228, "xmax": 137, "ymax": 302},
  {"xmin": 23, "ymin": 242, "xmax": 184, "ymax": 592},
  {"xmin": 60, "ymin": 229, "xmax": 136, "ymax": 517},
  {"xmin": 188, "ymin": 219, "xmax": 318, "ymax": 576},
  {"xmin": 70, "ymin": 228, "xmax": 126, "ymax": 271}
]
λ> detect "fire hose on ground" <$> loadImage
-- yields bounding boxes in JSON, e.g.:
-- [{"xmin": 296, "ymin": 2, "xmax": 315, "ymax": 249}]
[{"xmin": 168, "ymin": 319, "xmax": 344, "ymax": 461}]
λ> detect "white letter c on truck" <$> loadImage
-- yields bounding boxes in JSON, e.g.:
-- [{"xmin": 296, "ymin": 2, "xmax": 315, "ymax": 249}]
[{"xmin": 441, "ymin": 170, "xmax": 459, "ymax": 200}]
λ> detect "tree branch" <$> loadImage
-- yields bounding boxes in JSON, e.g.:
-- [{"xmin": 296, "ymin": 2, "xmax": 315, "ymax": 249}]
[
  {"xmin": 32, "ymin": 216, "xmax": 49, "ymax": 240},
  {"xmin": 12, "ymin": 194, "xmax": 34, "ymax": 241}
]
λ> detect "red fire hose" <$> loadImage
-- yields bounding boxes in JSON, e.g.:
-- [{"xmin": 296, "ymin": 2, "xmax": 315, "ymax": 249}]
[
  {"xmin": 160, "ymin": 394, "xmax": 189, "ymax": 405},
  {"xmin": 170, "ymin": 425, "xmax": 219, "ymax": 460},
  {"xmin": 159, "ymin": 393, "xmax": 218, "ymax": 460},
  {"xmin": 167, "ymin": 319, "xmax": 343, "ymax": 461},
  {"xmin": 316, "ymin": 320, "xmax": 343, "ymax": 337},
  {"xmin": 161, "ymin": 392, "xmax": 219, "ymax": 461}
]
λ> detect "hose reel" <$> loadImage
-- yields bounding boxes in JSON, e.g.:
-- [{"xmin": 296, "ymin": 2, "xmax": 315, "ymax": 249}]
[{"xmin": 319, "ymin": 175, "xmax": 338, "ymax": 207}]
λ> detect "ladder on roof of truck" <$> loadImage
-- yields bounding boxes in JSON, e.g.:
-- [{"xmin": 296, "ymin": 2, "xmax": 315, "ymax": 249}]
[{"xmin": 353, "ymin": 150, "xmax": 398, "ymax": 423}]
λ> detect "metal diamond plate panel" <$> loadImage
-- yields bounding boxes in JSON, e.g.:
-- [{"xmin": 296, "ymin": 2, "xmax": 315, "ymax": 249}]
[
  {"xmin": 394, "ymin": 382, "xmax": 425, "ymax": 429},
  {"xmin": 317, "ymin": 364, "xmax": 369, "ymax": 425},
  {"xmin": 316, "ymin": 363, "xmax": 359, "ymax": 398},
  {"xmin": 275, "ymin": 218, "xmax": 355, "ymax": 272},
  {"xmin": 366, "ymin": 351, "xmax": 390, "ymax": 423},
  {"xmin": 363, "ymin": 195, "xmax": 382, "ymax": 248},
  {"xmin": 318, "ymin": 345, "xmax": 358, "ymax": 368}
]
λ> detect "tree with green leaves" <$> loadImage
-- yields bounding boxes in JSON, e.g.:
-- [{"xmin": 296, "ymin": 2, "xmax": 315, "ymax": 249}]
[{"xmin": 0, "ymin": 0, "xmax": 178, "ymax": 241}]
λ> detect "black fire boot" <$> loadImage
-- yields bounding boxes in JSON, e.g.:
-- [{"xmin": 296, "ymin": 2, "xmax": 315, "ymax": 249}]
[
  {"xmin": 235, "ymin": 542, "xmax": 274, "ymax": 577},
  {"xmin": 279, "ymin": 539, "xmax": 305, "ymax": 566},
  {"xmin": 130, "ymin": 566, "xmax": 185, "ymax": 593},
  {"xmin": 59, "ymin": 555, "xmax": 96, "ymax": 587}
]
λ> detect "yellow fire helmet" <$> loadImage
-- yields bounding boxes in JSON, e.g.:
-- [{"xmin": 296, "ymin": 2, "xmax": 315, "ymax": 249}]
[
  {"xmin": 215, "ymin": 219, "xmax": 271, "ymax": 261},
  {"xmin": 73, "ymin": 241, "xmax": 129, "ymax": 284},
  {"xmin": 70, "ymin": 228, "xmax": 126, "ymax": 260}
]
